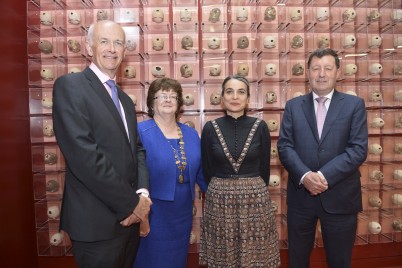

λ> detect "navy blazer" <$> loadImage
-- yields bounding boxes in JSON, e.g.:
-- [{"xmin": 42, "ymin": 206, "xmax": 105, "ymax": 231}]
[
  {"xmin": 138, "ymin": 119, "xmax": 207, "ymax": 201},
  {"xmin": 53, "ymin": 67, "xmax": 149, "ymax": 241},
  {"xmin": 277, "ymin": 90, "xmax": 368, "ymax": 214}
]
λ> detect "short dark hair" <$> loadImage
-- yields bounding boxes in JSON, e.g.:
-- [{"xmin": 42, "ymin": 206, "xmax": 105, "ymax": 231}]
[
  {"xmin": 221, "ymin": 75, "xmax": 250, "ymax": 97},
  {"xmin": 146, "ymin": 78, "xmax": 183, "ymax": 119},
  {"xmin": 307, "ymin": 48, "xmax": 340, "ymax": 69}
]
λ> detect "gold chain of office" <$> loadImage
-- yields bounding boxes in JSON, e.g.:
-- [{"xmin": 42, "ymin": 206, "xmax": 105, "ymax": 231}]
[{"xmin": 155, "ymin": 120, "xmax": 187, "ymax": 183}]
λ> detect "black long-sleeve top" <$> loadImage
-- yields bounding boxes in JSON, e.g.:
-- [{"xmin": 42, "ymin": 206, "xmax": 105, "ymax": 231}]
[{"xmin": 201, "ymin": 114, "xmax": 271, "ymax": 185}]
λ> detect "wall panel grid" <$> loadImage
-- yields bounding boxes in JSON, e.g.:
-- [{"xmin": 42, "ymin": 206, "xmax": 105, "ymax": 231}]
[{"xmin": 27, "ymin": 0, "xmax": 402, "ymax": 256}]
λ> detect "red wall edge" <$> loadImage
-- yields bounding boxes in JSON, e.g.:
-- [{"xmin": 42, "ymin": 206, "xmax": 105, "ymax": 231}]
[{"xmin": 0, "ymin": 1, "xmax": 37, "ymax": 268}]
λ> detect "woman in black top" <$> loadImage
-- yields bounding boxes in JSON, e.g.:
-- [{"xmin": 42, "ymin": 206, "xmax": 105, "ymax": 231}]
[{"xmin": 200, "ymin": 75, "xmax": 280, "ymax": 267}]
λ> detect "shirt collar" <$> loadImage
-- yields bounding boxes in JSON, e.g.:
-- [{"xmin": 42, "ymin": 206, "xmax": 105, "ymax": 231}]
[
  {"xmin": 89, "ymin": 63, "xmax": 116, "ymax": 84},
  {"xmin": 225, "ymin": 113, "xmax": 247, "ymax": 121},
  {"xmin": 312, "ymin": 89, "xmax": 334, "ymax": 101}
]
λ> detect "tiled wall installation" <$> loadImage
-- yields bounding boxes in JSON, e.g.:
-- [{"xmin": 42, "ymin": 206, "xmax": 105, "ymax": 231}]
[{"xmin": 27, "ymin": 0, "xmax": 402, "ymax": 256}]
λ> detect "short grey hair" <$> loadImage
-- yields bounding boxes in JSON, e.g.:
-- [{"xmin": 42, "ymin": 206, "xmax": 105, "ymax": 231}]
[
  {"xmin": 86, "ymin": 20, "xmax": 126, "ymax": 46},
  {"xmin": 87, "ymin": 23, "xmax": 95, "ymax": 46}
]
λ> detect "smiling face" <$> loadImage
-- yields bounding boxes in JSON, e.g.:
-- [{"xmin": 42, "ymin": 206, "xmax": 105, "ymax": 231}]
[
  {"xmin": 152, "ymin": 89, "xmax": 179, "ymax": 118},
  {"xmin": 86, "ymin": 21, "xmax": 126, "ymax": 78},
  {"xmin": 221, "ymin": 78, "xmax": 249, "ymax": 118},
  {"xmin": 307, "ymin": 55, "xmax": 340, "ymax": 96}
]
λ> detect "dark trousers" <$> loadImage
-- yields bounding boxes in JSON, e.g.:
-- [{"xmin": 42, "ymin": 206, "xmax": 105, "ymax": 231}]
[
  {"xmin": 287, "ymin": 197, "xmax": 357, "ymax": 268},
  {"xmin": 72, "ymin": 227, "xmax": 139, "ymax": 268}
]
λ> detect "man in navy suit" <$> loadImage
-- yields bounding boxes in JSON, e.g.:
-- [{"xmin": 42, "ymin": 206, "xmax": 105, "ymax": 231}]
[
  {"xmin": 278, "ymin": 48, "xmax": 368, "ymax": 268},
  {"xmin": 53, "ymin": 20, "xmax": 151, "ymax": 268}
]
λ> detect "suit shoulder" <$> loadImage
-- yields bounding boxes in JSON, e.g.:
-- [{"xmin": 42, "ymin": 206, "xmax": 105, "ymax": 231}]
[
  {"xmin": 337, "ymin": 91, "xmax": 356, "ymax": 98},
  {"xmin": 53, "ymin": 72, "xmax": 88, "ymax": 92},
  {"xmin": 284, "ymin": 93, "xmax": 309, "ymax": 106},
  {"xmin": 337, "ymin": 91, "xmax": 365, "ymax": 104},
  {"xmin": 54, "ymin": 72, "xmax": 85, "ymax": 83}
]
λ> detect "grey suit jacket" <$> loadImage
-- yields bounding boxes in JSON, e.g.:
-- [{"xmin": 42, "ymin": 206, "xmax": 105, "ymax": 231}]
[
  {"xmin": 278, "ymin": 90, "xmax": 368, "ymax": 214},
  {"xmin": 52, "ymin": 67, "xmax": 149, "ymax": 241}
]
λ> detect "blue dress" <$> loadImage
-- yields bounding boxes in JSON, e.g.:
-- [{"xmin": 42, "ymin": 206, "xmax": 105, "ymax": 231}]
[{"xmin": 133, "ymin": 139, "xmax": 193, "ymax": 268}]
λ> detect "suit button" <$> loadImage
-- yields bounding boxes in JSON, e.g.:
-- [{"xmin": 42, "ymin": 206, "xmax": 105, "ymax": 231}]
[{"xmin": 130, "ymin": 182, "xmax": 135, "ymax": 187}]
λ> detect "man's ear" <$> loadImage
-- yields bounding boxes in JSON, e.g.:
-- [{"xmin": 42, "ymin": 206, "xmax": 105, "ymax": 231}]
[
  {"xmin": 86, "ymin": 42, "xmax": 93, "ymax": 57},
  {"xmin": 335, "ymin": 68, "xmax": 341, "ymax": 80},
  {"xmin": 123, "ymin": 46, "xmax": 127, "ymax": 58}
]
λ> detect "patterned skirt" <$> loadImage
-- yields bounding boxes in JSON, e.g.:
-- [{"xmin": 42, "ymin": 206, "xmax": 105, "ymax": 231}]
[{"xmin": 200, "ymin": 176, "xmax": 281, "ymax": 268}]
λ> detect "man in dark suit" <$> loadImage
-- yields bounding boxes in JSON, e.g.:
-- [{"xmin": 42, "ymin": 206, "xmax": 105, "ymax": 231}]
[
  {"xmin": 52, "ymin": 20, "xmax": 151, "ymax": 268},
  {"xmin": 278, "ymin": 48, "xmax": 368, "ymax": 268}
]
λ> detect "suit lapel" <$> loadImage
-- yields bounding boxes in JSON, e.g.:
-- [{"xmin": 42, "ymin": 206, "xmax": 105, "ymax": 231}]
[
  {"xmin": 302, "ymin": 90, "xmax": 345, "ymax": 143},
  {"xmin": 320, "ymin": 90, "xmax": 344, "ymax": 141},
  {"xmin": 119, "ymin": 88, "xmax": 136, "ymax": 154},
  {"xmin": 301, "ymin": 92, "xmax": 319, "ymax": 141},
  {"xmin": 83, "ymin": 68, "xmax": 130, "ymax": 144}
]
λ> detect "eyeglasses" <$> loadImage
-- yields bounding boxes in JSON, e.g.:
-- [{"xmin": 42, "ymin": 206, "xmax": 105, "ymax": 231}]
[{"xmin": 153, "ymin": 95, "xmax": 178, "ymax": 102}]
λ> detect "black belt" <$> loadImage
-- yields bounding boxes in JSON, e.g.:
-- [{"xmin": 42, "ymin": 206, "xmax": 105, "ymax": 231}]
[{"xmin": 214, "ymin": 173, "xmax": 260, "ymax": 179}]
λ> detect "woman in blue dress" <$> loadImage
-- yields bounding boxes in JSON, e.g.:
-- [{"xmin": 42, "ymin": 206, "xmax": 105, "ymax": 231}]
[{"xmin": 133, "ymin": 78, "xmax": 208, "ymax": 268}]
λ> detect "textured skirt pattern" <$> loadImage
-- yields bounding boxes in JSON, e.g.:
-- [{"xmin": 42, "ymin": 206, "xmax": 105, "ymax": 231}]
[{"xmin": 200, "ymin": 176, "xmax": 281, "ymax": 268}]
